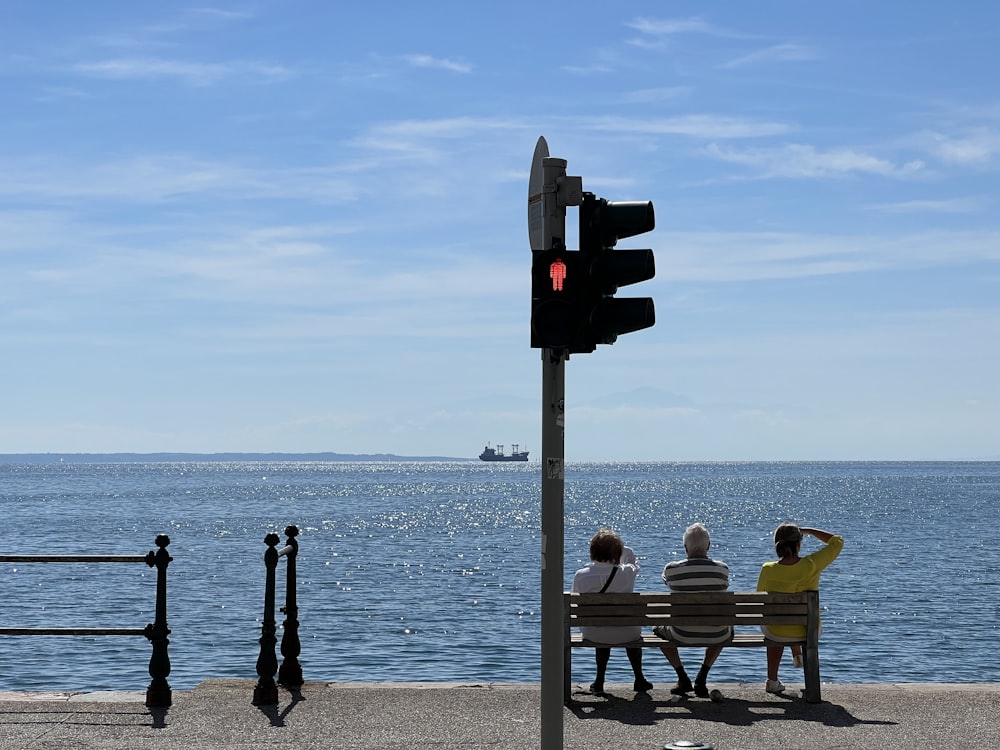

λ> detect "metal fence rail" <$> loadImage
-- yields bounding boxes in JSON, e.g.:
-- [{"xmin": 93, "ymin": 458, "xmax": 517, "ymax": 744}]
[{"xmin": 0, "ymin": 535, "xmax": 173, "ymax": 707}]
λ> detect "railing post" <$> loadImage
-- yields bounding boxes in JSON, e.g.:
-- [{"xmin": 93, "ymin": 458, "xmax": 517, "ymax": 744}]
[
  {"xmin": 252, "ymin": 533, "xmax": 280, "ymax": 706},
  {"xmin": 143, "ymin": 534, "xmax": 172, "ymax": 708},
  {"xmin": 278, "ymin": 525, "xmax": 303, "ymax": 691}
]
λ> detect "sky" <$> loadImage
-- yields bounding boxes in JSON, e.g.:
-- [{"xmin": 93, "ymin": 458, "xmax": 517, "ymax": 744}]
[{"xmin": 2, "ymin": 2, "xmax": 999, "ymax": 461}]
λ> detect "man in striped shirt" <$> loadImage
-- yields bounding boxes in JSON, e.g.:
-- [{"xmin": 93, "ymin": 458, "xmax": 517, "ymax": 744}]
[{"xmin": 656, "ymin": 523, "xmax": 731, "ymax": 697}]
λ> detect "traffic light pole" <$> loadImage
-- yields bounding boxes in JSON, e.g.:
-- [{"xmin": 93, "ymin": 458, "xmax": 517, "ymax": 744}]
[
  {"xmin": 540, "ymin": 347, "xmax": 565, "ymax": 750},
  {"xmin": 539, "ymin": 155, "xmax": 567, "ymax": 750}
]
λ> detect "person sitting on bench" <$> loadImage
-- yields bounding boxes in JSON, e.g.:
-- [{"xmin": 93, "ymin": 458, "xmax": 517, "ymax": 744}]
[
  {"xmin": 757, "ymin": 523, "xmax": 844, "ymax": 694},
  {"xmin": 571, "ymin": 529, "xmax": 654, "ymax": 695},
  {"xmin": 655, "ymin": 523, "xmax": 731, "ymax": 697}
]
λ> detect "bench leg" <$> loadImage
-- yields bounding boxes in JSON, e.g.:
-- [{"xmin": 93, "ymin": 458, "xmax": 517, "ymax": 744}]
[
  {"xmin": 802, "ymin": 643, "xmax": 821, "ymax": 703},
  {"xmin": 802, "ymin": 590, "xmax": 822, "ymax": 703}
]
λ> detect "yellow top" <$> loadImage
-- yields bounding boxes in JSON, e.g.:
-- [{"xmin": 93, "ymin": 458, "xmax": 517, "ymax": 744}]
[{"xmin": 756, "ymin": 535, "xmax": 844, "ymax": 638}]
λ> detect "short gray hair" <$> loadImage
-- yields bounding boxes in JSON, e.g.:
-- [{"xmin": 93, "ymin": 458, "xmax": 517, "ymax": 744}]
[{"xmin": 683, "ymin": 523, "xmax": 711, "ymax": 556}]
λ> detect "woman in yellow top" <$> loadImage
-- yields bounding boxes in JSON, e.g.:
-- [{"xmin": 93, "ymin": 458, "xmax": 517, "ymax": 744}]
[{"xmin": 756, "ymin": 523, "xmax": 844, "ymax": 694}]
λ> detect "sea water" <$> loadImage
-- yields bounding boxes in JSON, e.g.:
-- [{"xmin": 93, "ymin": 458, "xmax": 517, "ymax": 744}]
[{"xmin": 2, "ymin": 460, "xmax": 998, "ymax": 692}]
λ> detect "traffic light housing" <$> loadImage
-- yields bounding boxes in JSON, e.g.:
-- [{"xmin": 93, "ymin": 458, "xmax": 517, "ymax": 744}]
[
  {"xmin": 531, "ymin": 242, "xmax": 584, "ymax": 350},
  {"xmin": 576, "ymin": 192, "xmax": 656, "ymax": 351}
]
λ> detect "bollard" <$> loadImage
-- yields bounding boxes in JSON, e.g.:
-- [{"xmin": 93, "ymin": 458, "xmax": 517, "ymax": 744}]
[
  {"xmin": 143, "ymin": 534, "xmax": 173, "ymax": 708},
  {"xmin": 277, "ymin": 525, "xmax": 303, "ymax": 691},
  {"xmin": 252, "ymin": 533, "xmax": 281, "ymax": 706}
]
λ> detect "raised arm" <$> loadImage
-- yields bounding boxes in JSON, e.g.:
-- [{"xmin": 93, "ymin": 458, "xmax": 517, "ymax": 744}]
[
  {"xmin": 800, "ymin": 527, "xmax": 844, "ymax": 571},
  {"xmin": 620, "ymin": 546, "xmax": 637, "ymax": 566},
  {"xmin": 800, "ymin": 527, "xmax": 837, "ymax": 544},
  {"xmin": 616, "ymin": 546, "xmax": 640, "ymax": 591}
]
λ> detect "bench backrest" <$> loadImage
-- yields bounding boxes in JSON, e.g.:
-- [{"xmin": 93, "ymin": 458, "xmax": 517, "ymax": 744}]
[{"xmin": 564, "ymin": 590, "xmax": 818, "ymax": 630}]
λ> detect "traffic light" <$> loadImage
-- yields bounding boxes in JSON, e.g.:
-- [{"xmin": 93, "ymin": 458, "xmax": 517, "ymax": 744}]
[
  {"xmin": 576, "ymin": 192, "xmax": 655, "ymax": 351},
  {"xmin": 531, "ymin": 242, "xmax": 583, "ymax": 350}
]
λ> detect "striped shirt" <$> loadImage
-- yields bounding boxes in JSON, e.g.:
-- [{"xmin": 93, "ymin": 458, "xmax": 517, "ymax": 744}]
[{"xmin": 660, "ymin": 557, "xmax": 731, "ymax": 644}]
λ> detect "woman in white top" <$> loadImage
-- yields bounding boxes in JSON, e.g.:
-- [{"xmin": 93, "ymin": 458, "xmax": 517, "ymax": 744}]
[{"xmin": 571, "ymin": 529, "xmax": 653, "ymax": 695}]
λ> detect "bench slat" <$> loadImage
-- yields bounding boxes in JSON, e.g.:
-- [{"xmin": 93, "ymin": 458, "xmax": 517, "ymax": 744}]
[
  {"xmin": 569, "ymin": 605, "xmax": 807, "ymax": 617},
  {"xmin": 571, "ymin": 632, "xmax": 804, "ymax": 648},
  {"xmin": 567, "ymin": 591, "xmax": 809, "ymax": 605},
  {"xmin": 572, "ymin": 614, "xmax": 809, "ymax": 627}
]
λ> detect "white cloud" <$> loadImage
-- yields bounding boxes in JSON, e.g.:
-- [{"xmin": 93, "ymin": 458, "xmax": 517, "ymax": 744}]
[
  {"xmin": 561, "ymin": 63, "xmax": 615, "ymax": 75},
  {"xmin": 187, "ymin": 8, "xmax": 253, "ymax": 23},
  {"xmin": 403, "ymin": 54, "xmax": 473, "ymax": 74},
  {"xmin": 92, "ymin": 6, "xmax": 254, "ymax": 47},
  {"xmin": 924, "ymin": 128, "xmax": 1000, "ymax": 165},
  {"xmin": 659, "ymin": 228, "xmax": 1000, "ymax": 283},
  {"xmin": 626, "ymin": 17, "xmax": 728, "ymax": 38},
  {"xmin": 719, "ymin": 43, "xmax": 820, "ymax": 69},
  {"xmin": 589, "ymin": 114, "xmax": 792, "ymax": 139},
  {"xmin": 361, "ymin": 113, "xmax": 784, "ymax": 145},
  {"xmin": 866, "ymin": 197, "xmax": 987, "ymax": 214},
  {"xmin": 361, "ymin": 116, "xmax": 515, "ymax": 140},
  {"xmin": 623, "ymin": 15, "xmax": 736, "ymax": 51},
  {"xmin": 0, "ymin": 154, "xmax": 360, "ymax": 204},
  {"xmin": 73, "ymin": 57, "xmax": 292, "ymax": 86},
  {"xmin": 621, "ymin": 86, "xmax": 693, "ymax": 104},
  {"xmin": 704, "ymin": 143, "xmax": 924, "ymax": 178}
]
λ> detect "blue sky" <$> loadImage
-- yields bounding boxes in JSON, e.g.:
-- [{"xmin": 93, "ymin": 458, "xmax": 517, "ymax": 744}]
[{"xmin": 2, "ymin": 2, "xmax": 999, "ymax": 460}]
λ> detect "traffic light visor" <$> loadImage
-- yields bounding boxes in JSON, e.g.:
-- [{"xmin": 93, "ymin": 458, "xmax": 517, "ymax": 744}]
[
  {"xmin": 593, "ymin": 297, "xmax": 655, "ymax": 345},
  {"xmin": 604, "ymin": 201, "xmax": 654, "ymax": 245}
]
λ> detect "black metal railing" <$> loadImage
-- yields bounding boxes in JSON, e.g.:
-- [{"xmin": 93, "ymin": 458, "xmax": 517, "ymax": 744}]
[
  {"xmin": 252, "ymin": 525, "xmax": 302, "ymax": 706},
  {"xmin": 0, "ymin": 534, "xmax": 173, "ymax": 707}
]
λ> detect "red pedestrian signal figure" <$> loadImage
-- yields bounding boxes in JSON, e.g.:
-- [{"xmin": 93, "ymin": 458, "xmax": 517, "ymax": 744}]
[{"xmin": 550, "ymin": 258, "xmax": 567, "ymax": 291}]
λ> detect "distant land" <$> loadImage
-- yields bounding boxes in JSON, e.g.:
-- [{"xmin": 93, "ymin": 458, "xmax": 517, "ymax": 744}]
[{"xmin": 0, "ymin": 452, "xmax": 473, "ymax": 464}]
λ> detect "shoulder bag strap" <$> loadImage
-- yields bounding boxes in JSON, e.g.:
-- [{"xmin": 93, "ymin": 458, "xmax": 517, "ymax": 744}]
[{"xmin": 598, "ymin": 565, "xmax": 618, "ymax": 593}]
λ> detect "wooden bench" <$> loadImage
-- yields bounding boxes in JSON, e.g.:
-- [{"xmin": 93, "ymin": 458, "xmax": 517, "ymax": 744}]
[{"xmin": 564, "ymin": 590, "xmax": 821, "ymax": 703}]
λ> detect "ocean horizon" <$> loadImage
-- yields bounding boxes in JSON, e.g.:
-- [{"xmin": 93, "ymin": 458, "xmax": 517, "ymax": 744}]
[{"xmin": 0, "ymin": 451, "xmax": 474, "ymax": 464}]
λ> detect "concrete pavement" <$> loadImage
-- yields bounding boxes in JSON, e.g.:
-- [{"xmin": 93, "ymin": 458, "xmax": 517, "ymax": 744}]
[{"xmin": 2, "ymin": 679, "xmax": 998, "ymax": 749}]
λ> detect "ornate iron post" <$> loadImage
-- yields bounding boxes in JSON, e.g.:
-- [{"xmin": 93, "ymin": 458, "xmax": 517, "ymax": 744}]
[
  {"xmin": 252, "ymin": 532, "xmax": 281, "ymax": 706},
  {"xmin": 143, "ymin": 534, "xmax": 172, "ymax": 708},
  {"xmin": 278, "ymin": 525, "xmax": 302, "ymax": 690}
]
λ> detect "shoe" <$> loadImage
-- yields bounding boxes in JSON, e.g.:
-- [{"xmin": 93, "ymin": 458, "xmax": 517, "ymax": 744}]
[
  {"xmin": 792, "ymin": 653, "xmax": 803, "ymax": 668},
  {"xmin": 589, "ymin": 682, "xmax": 605, "ymax": 695},
  {"xmin": 633, "ymin": 678, "xmax": 653, "ymax": 692},
  {"xmin": 694, "ymin": 681, "xmax": 710, "ymax": 698},
  {"xmin": 765, "ymin": 679, "xmax": 785, "ymax": 694},
  {"xmin": 670, "ymin": 677, "xmax": 693, "ymax": 695}
]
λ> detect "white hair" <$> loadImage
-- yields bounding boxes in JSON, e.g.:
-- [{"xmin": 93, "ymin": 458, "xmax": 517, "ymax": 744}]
[{"xmin": 683, "ymin": 522, "xmax": 711, "ymax": 556}]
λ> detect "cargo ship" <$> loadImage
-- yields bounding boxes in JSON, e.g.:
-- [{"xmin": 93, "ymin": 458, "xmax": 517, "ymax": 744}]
[{"xmin": 479, "ymin": 444, "xmax": 529, "ymax": 462}]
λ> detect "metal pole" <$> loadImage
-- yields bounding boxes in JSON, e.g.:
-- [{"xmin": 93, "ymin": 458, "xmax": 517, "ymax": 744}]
[
  {"xmin": 539, "ymin": 155, "xmax": 567, "ymax": 750},
  {"xmin": 540, "ymin": 349, "xmax": 566, "ymax": 750}
]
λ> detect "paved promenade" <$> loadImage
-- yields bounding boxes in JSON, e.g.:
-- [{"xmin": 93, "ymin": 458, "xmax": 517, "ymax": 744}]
[{"xmin": 2, "ymin": 679, "xmax": 998, "ymax": 749}]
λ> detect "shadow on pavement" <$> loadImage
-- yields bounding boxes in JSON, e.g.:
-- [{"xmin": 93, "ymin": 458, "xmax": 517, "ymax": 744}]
[
  {"xmin": 0, "ymin": 705, "xmax": 167, "ymax": 729},
  {"xmin": 567, "ymin": 688, "xmax": 899, "ymax": 729},
  {"xmin": 255, "ymin": 688, "xmax": 305, "ymax": 727}
]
